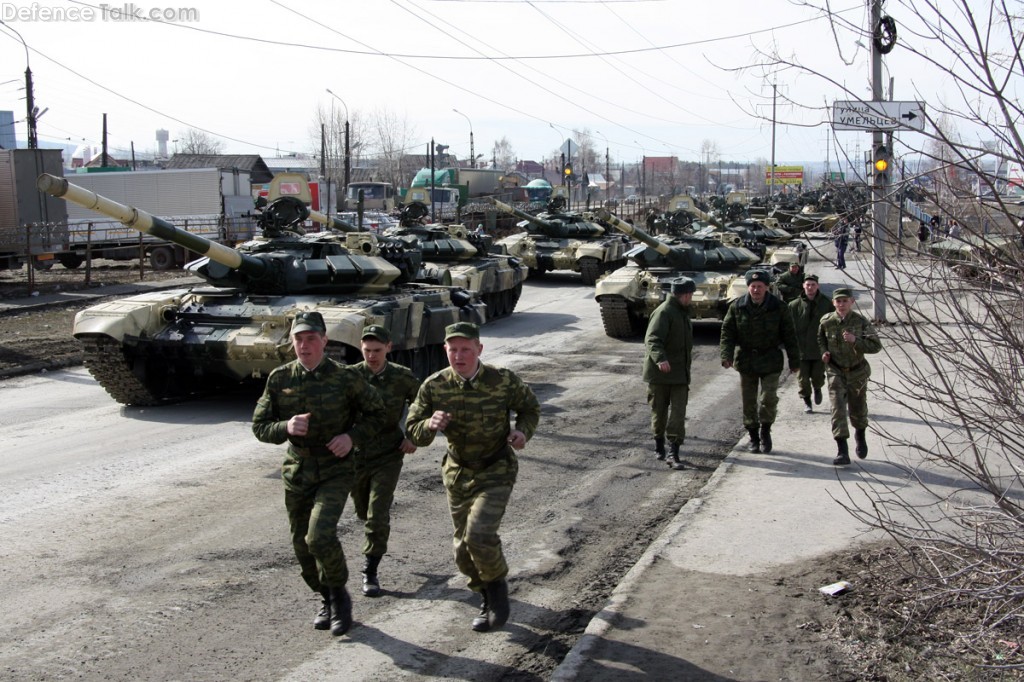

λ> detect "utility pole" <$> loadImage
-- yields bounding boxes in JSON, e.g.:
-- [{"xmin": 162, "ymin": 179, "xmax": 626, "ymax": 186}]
[
  {"xmin": 870, "ymin": 0, "xmax": 888, "ymax": 322},
  {"xmin": 769, "ymin": 81, "xmax": 777, "ymax": 198}
]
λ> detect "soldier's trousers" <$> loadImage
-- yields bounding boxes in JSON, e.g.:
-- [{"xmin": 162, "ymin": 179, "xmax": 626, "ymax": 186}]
[
  {"xmin": 797, "ymin": 359, "xmax": 825, "ymax": 399},
  {"xmin": 283, "ymin": 463, "xmax": 352, "ymax": 592},
  {"xmin": 827, "ymin": 368, "xmax": 870, "ymax": 438},
  {"xmin": 647, "ymin": 383, "xmax": 689, "ymax": 444},
  {"xmin": 740, "ymin": 372, "xmax": 781, "ymax": 428},
  {"xmin": 351, "ymin": 453, "xmax": 404, "ymax": 557},
  {"xmin": 444, "ymin": 473, "xmax": 513, "ymax": 591}
]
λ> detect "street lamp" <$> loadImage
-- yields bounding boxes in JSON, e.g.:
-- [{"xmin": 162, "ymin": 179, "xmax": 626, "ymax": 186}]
[
  {"xmin": 634, "ymin": 140, "xmax": 647, "ymax": 203},
  {"xmin": 0, "ymin": 20, "xmax": 37, "ymax": 149},
  {"xmin": 452, "ymin": 108, "xmax": 475, "ymax": 169},
  {"xmin": 325, "ymin": 88, "xmax": 350, "ymax": 199},
  {"xmin": 595, "ymin": 130, "xmax": 611, "ymax": 202}
]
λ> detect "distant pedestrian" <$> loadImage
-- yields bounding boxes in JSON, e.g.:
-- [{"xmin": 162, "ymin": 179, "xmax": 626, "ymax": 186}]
[
  {"xmin": 948, "ymin": 219, "xmax": 961, "ymax": 240},
  {"xmin": 773, "ymin": 261, "xmax": 805, "ymax": 303},
  {"xmin": 788, "ymin": 274, "xmax": 831, "ymax": 414},
  {"xmin": 833, "ymin": 223, "xmax": 848, "ymax": 270},
  {"xmin": 917, "ymin": 221, "xmax": 930, "ymax": 251},
  {"xmin": 643, "ymin": 277, "xmax": 695, "ymax": 470},
  {"xmin": 853, "ymin": 221, "xmax": 863, "ymax": 252},
  {"xmin": 817, "ymin": 289, "xmax": 883, "ymax": 466}
]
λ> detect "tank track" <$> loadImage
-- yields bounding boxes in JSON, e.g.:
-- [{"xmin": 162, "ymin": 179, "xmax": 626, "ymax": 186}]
[
  {"xmin": 480, "ymin": 282, "xmax": 523, "ymax": 319},
  {"xmin": 579, "ymin": 257, "xmax": 602, "ymax": 286},
  {"xmin": 598, "ymin": 296, "xmax": 643, "ymax": 338},
  {"xmin": 79, "ymin": 337, "xmax": 169, "ymax": 406}
]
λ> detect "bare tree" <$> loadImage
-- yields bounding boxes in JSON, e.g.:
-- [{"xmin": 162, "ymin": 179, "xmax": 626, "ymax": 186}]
[
  {"xmin": 491, "ymin": 136, "xmax": 516, "ymax": 170},
  {"xmin": 176, "ymin": 128, "xmax": 224, "ymax": 155},
  {"xmin": 309, "ymin": 103, "xmax": 369, "ymax": 185},
  {"xmin": 368, "ymin": 106, "xmax": 417, "ymax": 189}
]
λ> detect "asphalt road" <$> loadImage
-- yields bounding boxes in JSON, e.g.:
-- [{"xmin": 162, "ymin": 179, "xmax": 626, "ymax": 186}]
[{"xmin": 0, "ymin": 275, "xmax": 745, "ymax": 681}]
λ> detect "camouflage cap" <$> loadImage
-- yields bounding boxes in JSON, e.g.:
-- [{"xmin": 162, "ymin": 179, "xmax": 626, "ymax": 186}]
[
  {"xmin": 745, "ymin": 269, "xmax": 770, "ymax": 285},
  {"xmin": 832, "ymin": 287, "xmax": 854, "ymax": 300},
  {"xmin": 671, "ymin": 277, "xmax": 696, "ymax": 295},
  {"xmin": 445, "ymin": 321, "xmax": 480, "ymax": 341},
  {"xmin": 291, "ymin": 310, "xmax": 326, "ymax": 334},
  {"xmin": 788, "ymin": 262, "xmax": 801, "ymax": 268},
  {"xmin": 361, "ymin": 324, "xmax": 391, "ymax": 343},
  {"xmin": 803, "ymin": 273, "xmax": 820, "ymax": 282}
]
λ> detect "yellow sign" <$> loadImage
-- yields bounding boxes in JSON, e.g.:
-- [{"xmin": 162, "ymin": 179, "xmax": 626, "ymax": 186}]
[{"xmin": 765, "ymin": 166, "xmax": 804, "ymax": 185}]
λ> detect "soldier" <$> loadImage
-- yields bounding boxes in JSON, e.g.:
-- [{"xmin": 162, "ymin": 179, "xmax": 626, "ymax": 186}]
[
  {"xmin": 350, "ymin": 325, "xmax": 422, "ymax": 597},
  {"xmin": 818, "ymin": 288, "xmax": 882, "ymax": 465},
  {"xmin": 252, "ymin": 311, "xmax": 387, "ymax": 637},
  {"xmin": 788, "ymin": 273, "xmax": 832, "ymax": 414},
  {"xmin": 720, "ymin": 270, "xmax": 799, "ymax": 454},
  {"xmin": 774, "ymin": 261, "xmax": 804, "ymax": 303},
  {"xmin": 406, "ymin": 322, "xmax": 540, "ymax": 632},
  {"xmin": 643, "ymin": 277, "xmax": 695, "ymax": 470}
]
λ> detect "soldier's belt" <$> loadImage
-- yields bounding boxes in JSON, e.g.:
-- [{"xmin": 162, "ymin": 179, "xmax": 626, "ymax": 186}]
[
  {"xmin": 828, "ymin": 360, "xmax": 865, "ymax": 373},
  {"xmin": 447, "ymin": 444, "xmax": 512, "ymax": 471},
  {"xmin": 289, "ymin": 445, "xmax": 334, "ymax": 458}
]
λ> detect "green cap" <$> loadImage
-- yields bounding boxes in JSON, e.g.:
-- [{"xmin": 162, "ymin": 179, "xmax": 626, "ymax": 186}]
[
  {"xmin": 361, "ymin": 324, "xmax": 391, "ymax": 343},
  {"xmin": 291, "ymin": 311, "xmax": 326, "ymax": 334},
  {"xmin": 832, "ymin": 287, "xmax": 854, "ymax": 300},
  {"xmin": 444, "ymin": 321, "xmax": 480, "ymax": 341},
  {"xmin": 745, "ymin": 269, "xmax": 770, "ymax": 285},
  {"xmin": 671, "ymin": 277, "xmax": 696, "ymax": 295},
  {"xmin": 803, "ymin": 273, "xmax": 819, "ymax": 282}
]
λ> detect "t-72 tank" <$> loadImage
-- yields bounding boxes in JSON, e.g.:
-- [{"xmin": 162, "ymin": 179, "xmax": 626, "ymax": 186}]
[
  {"xmin": 36, "ymin": 173, "xmax": 486, "ymax": 406},
  {"xmin": 373, "ymin": 201, "xmax": 527, "ymax": 318},
  {"xmin": 489, "ymin": 198, "xmax": 628, "ymax": 285},
  {"xmin": 593, "ymin": 209, "xmax": 760, "ymax": 338}
]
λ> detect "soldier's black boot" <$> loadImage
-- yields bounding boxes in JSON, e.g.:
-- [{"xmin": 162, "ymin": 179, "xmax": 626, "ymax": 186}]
[
  {"xmin": 833, "ymin": 438, "xmax": 851, "ymax": 466},
  {"xmin": 667, "ymin": 442, "xmax": 686, "ymax": 470},
  {"xmin": 746, "ymin": 427, "xmax": 761, "ymax": 453},
  {"xmin": 471, "ymin": 591, "xmax": 490, "ymax": 632},
  {"xmin": 854, "ymin": 429, "xmax": 868, "ymax": 459},
  {"xmin": 654, "ymin": 437, "xmax": 666, "ymax": 461},
  {"xmin": 759, "ymin": 424, "xmax": 773, "ymax": 454},
  {"xmin": 362, "ymin": 555, "xmax": 382, "ymax": 598},
  {"xmin": 313, "ymin": 588, "xmax": 331, "ymax": 630},
  {"xmin": 814, "ymin": 386, "xmax": 823, "ymax": 405},
  {"xmin": 484, "ymin": 578, "xmax": 510, "ymax": 629},
  {"xmin": 329, "ymin": 586, "xmax": 353, "ymax": 637},
  {"xmin": 803, "ymin": 397, "xmax": 813, "ymax": 414}
]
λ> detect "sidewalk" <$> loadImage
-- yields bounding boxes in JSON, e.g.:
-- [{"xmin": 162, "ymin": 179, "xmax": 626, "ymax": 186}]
[{"xmin": 552, "ymin": 246, "xmax": 950, "ymax": 680}]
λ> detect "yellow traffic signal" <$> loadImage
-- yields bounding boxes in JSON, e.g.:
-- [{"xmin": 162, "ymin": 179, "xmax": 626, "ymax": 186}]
[
  {"xmin": 874, "ymin": 157, "xmax": 889, "ymax": 173},
  {"xmin": 873, "ymin": 145, "xmax": 891, "ymax": 187},
  {"xmin": 563, "ymin": 162, "xmax": 573, "ymax": 177}
]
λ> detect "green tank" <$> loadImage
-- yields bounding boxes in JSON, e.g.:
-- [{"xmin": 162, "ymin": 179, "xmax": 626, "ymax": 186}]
[
  {"xmin": 37, "ymin": 173, "xmax": 486, "ymax": 406},
  {"xmin": 489, "ymin": 198, "xmax": 629, "ymax": 285},
  {"xmin": 376, "ymin": 202, "xmax": 528, "ymax": 318},
  {"xmin": 594, "ymin": 209, "xmax": 760, "ymax": 338}
]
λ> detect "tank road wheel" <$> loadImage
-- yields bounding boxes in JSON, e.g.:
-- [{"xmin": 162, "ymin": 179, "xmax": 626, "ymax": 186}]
[
  {"xmin": 579, "ymin": 257, "xmax": 602, "ymax": 286},
  {"xmin": 57, "ymin": 253, "xmax": 84, "ymax": 269},
  {"xmin": 79, "ymin": 336, "xmax": 179, "ymax": 405},
  {"xmin": 507, "ymin": 282, "xmax": 523, "ymax": 315},
  {"xmin": 598, "ymin": 296, "xmax": 643, "ymax": 339},
  {"xmin": 149, "ymin": 246, "xmax": 175, "ymax": 271}
]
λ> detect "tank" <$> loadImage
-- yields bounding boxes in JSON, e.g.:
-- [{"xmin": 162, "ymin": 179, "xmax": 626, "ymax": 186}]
[
  {"xmin": 37, "ymin": 173, "xmax": 486, "ymax": 406},
  {"xmin": 490, "ymin": 197, "xmax": 629, "ymax": 285},
  {"xmin": 593, "ymin": 209, "xmax": 760, "ymax": 338},
  {"xmin": 373, "ymin": 202, "xmax": 527, "ymax": 318}
]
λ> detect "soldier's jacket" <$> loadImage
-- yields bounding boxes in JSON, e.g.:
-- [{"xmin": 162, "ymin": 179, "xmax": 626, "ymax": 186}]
[
  {"xmin": 774, "ymin": 268, "xmax": 804, "ymax": 302},
  {"xmin": 406, "ymin": 363, "xmax": 540, "ymax": 480},
  {"xmin": 643, "ymin": 295, "xmax": 693, "ymax": 386},
  {"xmin": 789, "ymin": 292, "xmax": 833, "ymax": 361},
  {"xmin": 720, "ymin": 292, "xmax": 799, "ymax": 375},
  {"xmin": 817, "ymin": 310, "xmax": 882, "ymax": 378},
  {"xmin": 252, "ymin": 358, "xmax": 387, "ymax": 488},
  {"xmin": 351, "ymin": 360, "xmax": 421, "ymax": 461}
]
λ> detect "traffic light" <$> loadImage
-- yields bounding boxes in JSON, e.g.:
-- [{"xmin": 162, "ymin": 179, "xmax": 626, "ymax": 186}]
[
  {"xmin": 873, "ymin": 145, "xmax": 891, "ymax": 187},
  {"xmin": 563, "ymin": 162, "xmax": 574, "ymax": 179}
]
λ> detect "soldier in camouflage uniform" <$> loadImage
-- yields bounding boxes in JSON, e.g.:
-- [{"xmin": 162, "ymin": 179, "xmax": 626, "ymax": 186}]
[
  {"xmin": 817, "ymin": 288, "xmax": 882, "ymax": 465},
  {"xmin": 351, "ymin": 325, "xmax": 421, "ymax": 598},
  {"xmin": 406, "ymin": 322, "xmax": 540, "ymax": 632},
  {"xmin": 773, "ymin": 261, "xmax": 805, "ymax": 303},
  {"xmin": 788, "ymin": 273, "xmax": 832, "ymax": 414},
  {"xmin": 252, "ymin": 311, "xmax": 387, "ymax": 637},
  {"xmin": 720, "ymin": 269, "xmax": 800, "ymax": 454},
  {"xmin": 643, "ymin": 277, "xmax": 695, "ymax": 470}
]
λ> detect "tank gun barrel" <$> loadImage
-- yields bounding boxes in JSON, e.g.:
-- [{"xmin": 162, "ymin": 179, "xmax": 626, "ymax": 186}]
[
  {"xmin": 596, "ymin": 208, "xmax": 673, "ymax": 257},
  {"xmin": 490, "ymin": 198, "xmax": 550, "ymax": 228},
  {"xmin": 308, "ymin": 208, "xmax": 362, "ymax": 233},
  {"xmin": 37, "ymin": 173, "xmax": 268, "ymax": 279}
]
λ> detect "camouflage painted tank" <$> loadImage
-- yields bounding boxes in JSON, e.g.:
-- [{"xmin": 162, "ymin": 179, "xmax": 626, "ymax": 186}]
[
  {"xmin": 490, "ymin": 197, "xmax": 629, "ymax": 285},
  {"xmin": 377, "ymin": 201, "xmax": 528, "ymax": 318},
  {"xmin": 37, "ymin": 174, "xmax": 485, "ymax": 406},
  {"xmin": 594, "ymin": 209, "xmax": 760, "ymax": 338}
]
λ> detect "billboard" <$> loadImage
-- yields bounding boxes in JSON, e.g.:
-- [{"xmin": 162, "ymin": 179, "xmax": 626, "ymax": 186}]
[{"xmin": 765, "ymin": 166, "xmax": 804, "ymax": 185}]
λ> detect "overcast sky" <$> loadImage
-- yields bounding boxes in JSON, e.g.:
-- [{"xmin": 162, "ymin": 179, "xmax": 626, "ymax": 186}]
[{"xmin": 0, "ymin": 0, "xmax": 978, "ymax": 171}]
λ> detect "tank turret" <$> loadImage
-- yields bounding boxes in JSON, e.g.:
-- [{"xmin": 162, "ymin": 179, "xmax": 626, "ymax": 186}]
[
  {"xmin": 489, "ymin": 198, "xmax": 627, "ymax": 285},
  {"xmin": 37, "ymin": 174, "xmax": 486, "ymax": 405}
]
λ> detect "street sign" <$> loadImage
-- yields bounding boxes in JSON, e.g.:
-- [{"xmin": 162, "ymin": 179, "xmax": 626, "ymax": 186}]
[{"xmin": 832, "ymin": 101, "xmax": 926, "ymax": 132}]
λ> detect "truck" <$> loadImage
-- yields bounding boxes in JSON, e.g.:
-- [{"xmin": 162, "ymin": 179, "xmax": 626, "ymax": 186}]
[
  {"xmin": 0, "ymin": 149, "xmax": 68, "ymax": 270},
  {"xmin": 59, "ymin": 167, "xmax": 256, "ymax": 270}
]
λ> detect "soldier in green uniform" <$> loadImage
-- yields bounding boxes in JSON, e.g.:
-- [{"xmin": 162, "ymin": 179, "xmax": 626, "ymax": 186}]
[
  {"xmin": 788, "ymin": 273, "xmax": 832, "ymax": 414},
  {"xmin": 406, "ymin": 322, "xmax": 540, "ymax": 632},
  {"xmin": 817, "ymin": 288, "xmax": 882, "ymax": 465},
  {"xmin": 774, "ymin": 261, "xmax": 805, "ymax": 303},
  {"xmin": 350, "ymin": 325, "xmax": 422, "ymax": 597},
  {"xmin": 720, "ymin": 270, "xmax": 799, "ymax": 454},
  {"xmin": 643, "ymin": 277, "xmax": 695, "ymax": 470},
  {"xmin": 252, "ymin": 311, "xmax": 387, "ymax": 637}
]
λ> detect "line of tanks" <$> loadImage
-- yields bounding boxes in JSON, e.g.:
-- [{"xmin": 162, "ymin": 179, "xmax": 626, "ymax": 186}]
[{"xmin": 36, "ymin": 175, "xmax": 810, "ymax": 406}]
